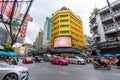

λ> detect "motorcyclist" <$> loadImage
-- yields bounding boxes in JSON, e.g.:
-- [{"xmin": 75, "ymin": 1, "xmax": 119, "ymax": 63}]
[{"xmin": 96, "ymin": 58, "xmax": 108, "ymax": 67}]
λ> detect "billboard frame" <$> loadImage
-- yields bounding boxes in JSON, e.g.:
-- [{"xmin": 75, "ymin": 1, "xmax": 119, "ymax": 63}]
[{"xmin": 53, "ymin": 36, "xmax": 72, "ymax": 48}]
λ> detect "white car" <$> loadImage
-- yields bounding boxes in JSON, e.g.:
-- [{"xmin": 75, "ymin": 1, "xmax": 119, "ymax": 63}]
[
  {"xmin": 0, "ymin": 61, "xmax": 29, "ymax": 80},
  {"xmin": 67, "ymin": 56, "xmax": 86, "ymax": 65}
]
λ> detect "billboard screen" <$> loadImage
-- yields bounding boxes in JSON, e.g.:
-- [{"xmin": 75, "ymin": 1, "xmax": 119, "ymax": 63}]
[{"xmin": 54, "ymin": 36, "xmax": 72, "ymax": 48}]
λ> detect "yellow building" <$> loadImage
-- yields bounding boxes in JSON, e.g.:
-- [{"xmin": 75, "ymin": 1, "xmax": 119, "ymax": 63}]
[{"xmin": 50, "ymin": 7, "xmax": 85, "ymax": 53}]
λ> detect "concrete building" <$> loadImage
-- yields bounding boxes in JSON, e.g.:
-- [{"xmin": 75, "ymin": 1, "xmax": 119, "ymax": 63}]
[
  {"xmin": 84, "ymin": 35, "xmax": 92, "ymax": 49},
  {"xmin": 89, "ymin": 0, "xmax": 120, "ymax": 54},
  {"xmin": 0, "ymin": 22, "xmax": 9, "ymax": 49},
  {"xmin": 50, "ymin": 7, "xmax": 85, "ymax": 55},
  {"xmin": 42, "ymin": 17, "xmax": 53, "ymax": 51},
  {"xmin": 83, "ymin": 35, "xmax": 93, "ymax": 56},
  {"xmin": 35, "ymin": 30, "xmax": 43, "ymax": 52}
]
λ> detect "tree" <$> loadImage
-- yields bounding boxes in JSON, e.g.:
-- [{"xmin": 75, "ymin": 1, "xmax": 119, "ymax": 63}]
[
  {"xmin": 92, "ymin": 8, "xmax": 100, "ymax": 15},
  {"xmin": 2, "ymin": 43, "xmax": 14, "ymax": 52}
]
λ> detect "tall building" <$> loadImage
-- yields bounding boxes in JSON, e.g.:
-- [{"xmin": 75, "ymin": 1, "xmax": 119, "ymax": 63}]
[
  {"xmin": 89, "ymin": 0, "xmax": 120, "ymax": 54},
  {"xmin": 42, "ymin": 17, "xmax": 52, "ymax": 50},
  {"xmin": 0, "ymin": 23, "xmax": 9, "ymax": 49},
  {"xmin": 50, "ymin": 7, "xmax": 85, "ymax": 54},
  {"xmin": 84, "ymin": 35, "xmax": 92, "ymax": 48},
  {"xmin": 84, "ymin": 35, "xmax": 92, "ymax": 55},
  {"xmin": 35, "ymin": 30, "xmax": 43, "ymax": 52}
]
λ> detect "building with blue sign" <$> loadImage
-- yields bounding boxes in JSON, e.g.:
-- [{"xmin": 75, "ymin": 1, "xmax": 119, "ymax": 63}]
[{"xmin": 42, "ymin": 17, "xmax": 53, "ymax": 50}]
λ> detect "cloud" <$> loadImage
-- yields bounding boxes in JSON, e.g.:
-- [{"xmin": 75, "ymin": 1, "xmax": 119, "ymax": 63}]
[
  {"xmin": 26, "ymin": 0, "xmax": 116, "ymax": 41},
  {"xmin": 26, "ymin": 22, "xmax": 40, "ymax": 42},
  {"xmin": 25, "ymin": 37, "xmax": 33, "ymax": 44}
]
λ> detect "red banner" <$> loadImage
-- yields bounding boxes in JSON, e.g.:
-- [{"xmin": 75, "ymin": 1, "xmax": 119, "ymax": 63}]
[{"xmin": 0, "ymin": 0, "xmax": 13, "ymax": 18}]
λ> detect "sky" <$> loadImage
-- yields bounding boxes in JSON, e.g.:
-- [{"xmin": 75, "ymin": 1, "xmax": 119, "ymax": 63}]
[{"xmin": 25, "ymin": 0, "xmax": 116, "ymax": 44}]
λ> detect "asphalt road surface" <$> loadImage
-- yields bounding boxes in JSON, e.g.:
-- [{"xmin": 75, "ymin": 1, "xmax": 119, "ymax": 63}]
[{"xmin": 19, "ymin": 61, "xmax": 120, "ymax": 80}]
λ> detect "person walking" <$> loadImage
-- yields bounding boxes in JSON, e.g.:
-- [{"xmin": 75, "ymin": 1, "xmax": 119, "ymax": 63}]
[{"xmin": 12, "ymin": 58, "xmax": 17, "ymax": 65}]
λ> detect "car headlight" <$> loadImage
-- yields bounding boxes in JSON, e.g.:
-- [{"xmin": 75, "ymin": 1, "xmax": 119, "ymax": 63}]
[{"xmin": 19, "ymin": 70, "xmax": 28, "ymax": 73}]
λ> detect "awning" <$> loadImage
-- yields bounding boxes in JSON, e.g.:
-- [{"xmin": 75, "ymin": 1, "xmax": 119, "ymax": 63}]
[
  {"xmin": 0, "ymin": 51, "xmax": 6, "ymax": 55},
  {"xmin": 115, "ymin": 54, "xmax": 120, "ymax": 56},
  {"xmin": 5, "ymin": 52, "xmax": 16, "ymax": 56},
  {"xmin": 103, "ymin": 54, "xmax": 113, "ymax": 57},
  {"xmin": 53, "ymin": 48, "xmax": 81, "ymax": 53}
]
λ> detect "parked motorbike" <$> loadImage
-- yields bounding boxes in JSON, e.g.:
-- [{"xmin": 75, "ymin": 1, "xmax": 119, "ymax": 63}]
[
  {"xmin": 116, "ymin": 59, "xmax": 120, "ymax": 69},
  {"xmin": 93, "ymin": 61, "xmax": 111, "ymax": 70},
  {"xmin": 34, "ymin": 56, "xmax": 41, "ymax": 63}
]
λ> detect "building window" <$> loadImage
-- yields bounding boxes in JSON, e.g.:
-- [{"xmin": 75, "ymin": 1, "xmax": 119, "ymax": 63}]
[
  {"xmin": 60, "ymin": 30, "xmax": 69, "ymax": 34},
  {"xmin": 60, "ymin": 19, "xmax": 68, "ymax": 22},
  {"xmin": 60, "ymin": 25, "xmax": 69, "ymax": 28},
  {"xmin": 60, "ymin": 14, "xmax": 68, "ymax": 17}
]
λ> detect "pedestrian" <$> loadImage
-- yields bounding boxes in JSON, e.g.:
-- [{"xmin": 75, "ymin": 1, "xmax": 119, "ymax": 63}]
[
  {"xmin": 9, "ymin": 57, "xmax": 12, "ymax": 65},
  {"xmin": 12, "ymin": 58, "xmax": 17, "ymax": 65},
  {"xmin": 88, "ymin": 57, "xmax": 91, "ymax": 63},
  {"xmin": 5, "ymin": 57, "xmax": 9, "ymax": 64},
  {"xmin": 16, "ymin": 57, "xmax": 19, "ymax": 65}
]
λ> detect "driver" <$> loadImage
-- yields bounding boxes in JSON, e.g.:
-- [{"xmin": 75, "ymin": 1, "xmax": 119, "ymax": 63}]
[
  {"xmin": 97, "ymin": 58, "xmax": 103, "ymax": 65},
  {"xmin": 96, "ymin": 58, "xmax": 108, "ymax": 67}
]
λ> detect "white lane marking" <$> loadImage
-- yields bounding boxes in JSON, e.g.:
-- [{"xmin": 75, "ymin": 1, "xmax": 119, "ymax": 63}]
[
  {"xmin": 113, "ymin": 73, "xmax": 120, "ymax": 76},
  {"xmin": 59, "ymin": 71, "xmax": 67, "ymax": 75}
]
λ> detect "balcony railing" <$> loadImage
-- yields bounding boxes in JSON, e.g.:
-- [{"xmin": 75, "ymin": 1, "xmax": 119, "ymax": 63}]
[
  {"xmin": 104, "ymin": 23, "xmax": 120, "ymax": 32},
  {"xmin": 90, "ymin": 23, "xmax": 98, "ymax": 30},
  {"xmin": 89, "ymin": 14, "xmax": 96, "ymax": 22},
  {"xmin": 106, "ymin": 37, "xmax": 118, "ymax": 41},
  {"xmin": 101, "ymin": 8, "xmax": 120, "ymax": 21},
  {"xmin": 93, "ymin": 33, "xmax": 100, "ymax": 38}
]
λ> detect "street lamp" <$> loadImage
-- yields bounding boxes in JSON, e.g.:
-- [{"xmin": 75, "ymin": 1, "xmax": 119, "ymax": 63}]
[{"xmin": 0, "ymin": 0, "xmax": 33, "ymax": 46}]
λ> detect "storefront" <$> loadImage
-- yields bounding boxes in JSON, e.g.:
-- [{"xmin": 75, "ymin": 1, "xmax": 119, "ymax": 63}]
[
  {"xmin": 99, "ymin": 41, "xmax": 120, "ymax": 54},
  {"xmin": 51, "ymin": 47, "xmax": 81, "ymax": 56},
  {"xmin": 91, "ymin": 41, "xmax": 120, "ymax": 55}
]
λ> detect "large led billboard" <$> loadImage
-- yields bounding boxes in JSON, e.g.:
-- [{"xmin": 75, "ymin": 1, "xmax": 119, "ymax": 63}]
[{"xmin": 54, "ymin": 36, "xmax": 72, "ymax": 48}]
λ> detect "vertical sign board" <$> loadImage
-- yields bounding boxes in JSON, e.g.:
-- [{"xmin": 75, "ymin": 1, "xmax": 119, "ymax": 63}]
[{"xmin": 46, "ymin": 17, "xmax": 53, "ymax": 40}]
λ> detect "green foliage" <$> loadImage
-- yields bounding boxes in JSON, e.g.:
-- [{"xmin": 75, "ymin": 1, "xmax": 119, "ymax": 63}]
[
  {"xmin": 92, "ymin": 8, "xmax": 100, "ymax": 15},
  {"xmin": 2, "ymin": 43, "xmax": 15, "ymax": 52}
]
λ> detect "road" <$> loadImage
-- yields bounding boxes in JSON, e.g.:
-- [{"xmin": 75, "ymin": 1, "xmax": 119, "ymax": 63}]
[{"xmin": 19, "ymin": 61, "xmax": 120, "ymax": 80}]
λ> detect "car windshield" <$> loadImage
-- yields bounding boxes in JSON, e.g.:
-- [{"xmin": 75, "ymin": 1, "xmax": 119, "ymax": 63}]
[
  {"xmin": 0, "ymin": 61, "xmax": 9, "ymax": 67},
  {"xmin": 76, "ymin": 56, "xmax": 83, "ymax": 59}
]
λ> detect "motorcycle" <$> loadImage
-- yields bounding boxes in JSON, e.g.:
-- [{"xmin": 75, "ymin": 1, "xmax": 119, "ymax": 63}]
[
  {"xmin": 93, "ymin": 61, "xmax": 111, "ymax": 70},
  {"xmin": 116, "ymin": 59, "xmax": 120, "ymax": 69},
  {"xmin": 34, "ymin": 56, "xmax": 41, "ymax": 63}
]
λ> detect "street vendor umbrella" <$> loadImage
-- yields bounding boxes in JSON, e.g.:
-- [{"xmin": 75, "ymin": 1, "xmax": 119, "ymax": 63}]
[
  {"xmin": 115, "ymin": 54, "xmax": 120, "ymax": 56},
  {"xmin": 5, "ymin": 52, "xmax": 16, "ymax": 56},
  {"xmin": 103, "ymin": 54, "xmax": 113, "ymax": 57},
  {"xmin": 0, "ymin": 51, "xmax": 6, "ymax": 55}
]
